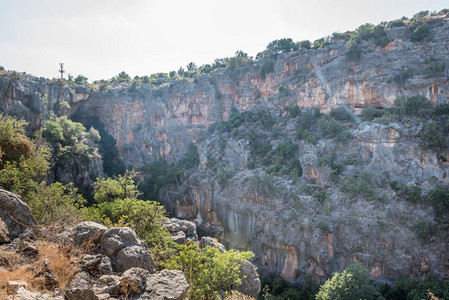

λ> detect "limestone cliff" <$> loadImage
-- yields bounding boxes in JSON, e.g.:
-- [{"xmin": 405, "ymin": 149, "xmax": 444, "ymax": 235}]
[{"xmin": 69, "ymin": 14, "xmax": 449, "ymax": 168}]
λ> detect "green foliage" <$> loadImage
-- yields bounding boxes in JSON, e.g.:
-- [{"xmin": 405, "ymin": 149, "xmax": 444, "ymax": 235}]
[
  {"xmin": 331, "ymin": 31, "xmax": 352, "ymax": 43},
  {"xmin": 313, "ymin": 36, "xmax": 331, "ymax": 49},
  {"xmin": 414, "ymin": 220, "xmax": 431, "ymax": 242},
  {"xmin": 93, "ymin": 170, "xmax": 140, "ymax": 203},
  {"xmin": 277, "ymin": 85, "xmax": 287, "ymax": 94},
  {"xmin": 387, "ymin": 19, "xmax": 406, "ymax": 28},
  {"xmin": 305, "ymin": 185, "xmax": 329, "ymax": 203},
  {"xmin": 318, "ymin": 115, "xmax": 343, "ymax": 138},
  {"xmin": 42, "ymin": 116, "xmax": 100, "ymax": 164},
  {"xmin": 296, "ymin": 129, "xmax": 318, "ymax": 144},
  {"xmin": 87, "ymin": 127, "xmax": 101, "ymax": 143},
  {"xmin": 434, "ymin": 103, "xmax": 449, "ymax": 116},
  {"xmin": 0, "ymin": 114, "xmax": 50, "ymax": 197},
  {"xmin": 316, "ymin": 263, "xmax": 384, "ymax": 300},
  {"xmin": 260, "ymin": 275, "xmax": 319, "ymax": 300},
  {"xmin": 340, "ymin": 174, "xmax": 377, "ymax": 201},
  {"xmin": 266, "ymin": 38, "xmax": 298, "ymax": 54},
  {"xmin": 393, "ymin": 95, "xmax": 434, "ymax": 117},
  {"xmin": 0, "ymin": 146, "xmax": 50, "ymax": 197},
  {"xmin": 264, "ymin": 141, "xmax": 302, "ymax": 178},
  {"xmin": 423, "ymin": 57, "xmax": 446, "ymax": 78},
  {"xmin": 383, "ymin": 276, "xmax": 449, "ymax": 300},
  {"xmin": 113, "ymin": 71, "xmax": 131, "ymax": 82},
  {"xmin": 85, "ymin": 171, "xmax": 169, "ymax": 247},
  {"xmin": 426, "ymin": 185, "xmax": 449, "ymax": 218},
  {"xmin": 346, "ymin": 41, "xmax": 362, "ymax": 61},
  {"xmin": 346, "ymin": 23, "xmax": 388, "ymax": 60},
  {"xmin": 296, "ymin": 110, "xmax": 320, "ymax": 130},
  {"xmin": 41, "ymin": 120, "xmax": 64, "ymax": 143},
  {"xmin": 330, "ymin": 106, "xmax": 356, "ymax": 123},
  {"xmin": 390, "ymin": 181, "xmax": 422, "ymax": 203},
  {"xmin": 410, "ymin": 21, "xmax": 431, "ymax": 42},
  {"xmin": 27, "ymin": 182, "xmax": 86, "ymax": 225},
  {"xmin": 260, "ymin": 61, "xmax": 274, "ymax": 79},
  {"xmin": 318, "ymin": 148, "xmax": 343, "ymax": 178},
  {"xmin": 0, "ymin": 66, "xmax": 4, "ymax": 71},
  {"xmin": 227, "ymin": 51, "xmax": 253, "ymax": 70},
  {"xmin": 0, "ymin": 114, "xmax": 34, "ymax": 163},
  {"xmin": 420, "ymin": 121, "xmax": 445, "ymax": 150},
  {"xmin": 163, "ymin": 243, "xmax": 253, "ymax": 299},
  {"xmin": 140, "ymin": 144, "xmax": 199, "ymax": 201},
  {"xmin": 297, "ymin": 40, "xmax": 311, "ymax": 49},
  {"xmin": 74, "ymin": 74, "xmax": 88, "ymax": 85}
]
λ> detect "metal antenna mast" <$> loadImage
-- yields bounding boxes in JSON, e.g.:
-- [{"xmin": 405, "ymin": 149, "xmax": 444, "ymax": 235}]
[{"xmin": 59, "ymin": 63, "xmax": 65, "ymax": 79}]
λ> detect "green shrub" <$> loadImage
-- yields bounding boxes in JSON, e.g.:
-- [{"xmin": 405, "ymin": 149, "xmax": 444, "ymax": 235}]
[
  {"xmin": 74, "ymin": 74, "xmax": 88, "ymax": 85},
  {"xmin": 297, "ymin": 110, "xmax": 319, "ymax": 130},
  {"xmin": 28, "ymin": 182, "xmax": 85, "ymax": 225},
  {"xmin": 316, "ymin": 263, "xmax": 384, "ymax": 300},
  {"xmin": 411, "ymin": 23, "xmax": 431, "ymax": 42},
  {"xmin": 420, "ymin": 121, "xmax": 445, "ymax": 150},
  {"xmin": 287, "ymin": 106, "xmax": 302, "ymax": 117},
  {"xmin": 318, "ymin": 115, "xmax": 343, "ymax": 138},
  {"xmin": 387, "ymin": 19, "xmax": 406, "ymax": 28},
  {"xmin": 335, "ymin": 130, "xmax": 353, "ymax": 142},
  {"xmin": 278, "ymin": 85, "xmax": 287, "ymax": 94},
  {"xmin": 163, "ymin": 243, "xmax": 253, "ymax": 300},
  {"xmin": 426, "ymin": 185, "xmax": 449, "ymax": 218},
  {"xmin": 340, "ymin": 175, "xmax": 377, "ymax": 201},
  {"xmin": 260, "ymin": 61, "xmax": 274, "ymax": 79},
  {"xmin": 296, "ymin": 129, "xmax": 317, "ymax": 144},
  {"xmin": 330, "ymin": 106, "xmax": 355, "ymax": 123},
  {"xmin": 313, "ymin": 37, "xmax": 331, "ymax": 49},
  {"xmin": 297, "ymin": 40, "xmax": 312, "ymax": 49},
  {"xmin": 0, "ymin": 114, "xmax": 50, "ymax": 197},
  {"xmin": 266, "ymin": 38, "xmax": 298, "ymax": 54},
  {"xmin": 414, "ymin": 220, "xmax": 431, "ymax": 242},
  {"xmin": 140, "ymin": 144, "xmax": 199, "ymax": 201},
  {"xmin": 390, "ymin": 181, "xmax": 422, "ymax": 202},
  {"xmin": 393, "ymin": 95, "xmax": 434, "ymax": 117},
  {"xmin": 434, "ymin": 103, "xmax": 449, "ymax": 116},
  {"xmin": 384, "ymin": 277, "xmax": 449, "ymax": 300},
  {"xmin": 361, "ymin": 107, "xmax": 385, "ymax": 121},
  {"xmin": 346, "ymin": 41, "xmax": 362, "ymax": 60},
  {"xmin": 424, "ymin": 57, "xmax": 446, "ymax": 78}
]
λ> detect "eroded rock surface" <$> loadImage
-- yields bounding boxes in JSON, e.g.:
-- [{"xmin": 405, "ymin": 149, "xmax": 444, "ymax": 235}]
[{"xmin": 0, "ymin": 189, "xmax": 36, "ymax": 242}]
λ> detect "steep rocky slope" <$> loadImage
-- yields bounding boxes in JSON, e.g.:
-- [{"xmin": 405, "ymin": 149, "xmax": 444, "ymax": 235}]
[
  {"xmin": 71, "ymin": 13, "xmax": 449, "ymax": 167},
  {"xmin": 1, "ymin": 12, "xmax": 449, "ymax": 284}
]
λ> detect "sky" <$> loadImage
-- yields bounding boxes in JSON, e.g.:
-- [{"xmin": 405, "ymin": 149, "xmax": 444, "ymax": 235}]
[{"xmin": 0, "ymin": 0, "xmax": 447, "ymax": 81}]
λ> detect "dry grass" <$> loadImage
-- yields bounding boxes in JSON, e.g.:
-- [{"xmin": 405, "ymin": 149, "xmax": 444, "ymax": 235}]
[
  {"xmin": 0, "ymin": 241, "xmax": 80, "ymax": 298},
  {"xmin": 35, "ymin": 241, "xmax": 80, "ymax": 289},
  {"xmin": 225, "ymin": 291, "xmax": 256, "ymax": 300}
]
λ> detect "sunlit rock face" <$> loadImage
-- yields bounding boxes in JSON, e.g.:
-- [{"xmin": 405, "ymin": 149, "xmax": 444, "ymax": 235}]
[{"xmin": 68, "ymin": 15, "xmax": 449, "ymax": 169}]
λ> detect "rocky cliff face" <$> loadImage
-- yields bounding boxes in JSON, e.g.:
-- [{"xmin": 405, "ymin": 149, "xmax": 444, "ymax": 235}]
[
  {"xmin": 1, "ymin": 13, "xmax": 449, "ymax": 283},
  {"xmin": 71, "ymin": 14, "xmax": 449, "ymax": 168},
  {"xmin": 0, "ymin": 73, "xmax": 102, "ymax": 192},
  {"xmin": 170, "ymin": 117, "xmax": 449, "ymax": 282}
]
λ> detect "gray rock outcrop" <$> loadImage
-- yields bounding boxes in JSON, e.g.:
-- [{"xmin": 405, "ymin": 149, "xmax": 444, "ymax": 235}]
[{"xmin": 0, "ymin": 189, "xmax": 36, "ymax": 242}]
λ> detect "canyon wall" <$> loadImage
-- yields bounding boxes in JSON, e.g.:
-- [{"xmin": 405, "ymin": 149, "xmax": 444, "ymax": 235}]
[{"xmin": 1, "ymin": 13, "xmax": 449, "ymax": 283}]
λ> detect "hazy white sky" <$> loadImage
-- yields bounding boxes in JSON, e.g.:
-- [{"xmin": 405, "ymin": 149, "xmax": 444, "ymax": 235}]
[{"xmin": 0, "ymin": 0, "xmax": 447, "ymax": 81}]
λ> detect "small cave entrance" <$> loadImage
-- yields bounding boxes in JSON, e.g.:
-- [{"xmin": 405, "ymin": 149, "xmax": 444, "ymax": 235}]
[{"xmin": 71, "ymin": 104, "xmax": 125, "ymax": 176}]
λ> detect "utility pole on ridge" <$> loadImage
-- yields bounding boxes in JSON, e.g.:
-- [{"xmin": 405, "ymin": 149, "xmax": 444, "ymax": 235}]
[{"xmin": 59, "ymin": 63, "xmax": 65, "ymax": 79}]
